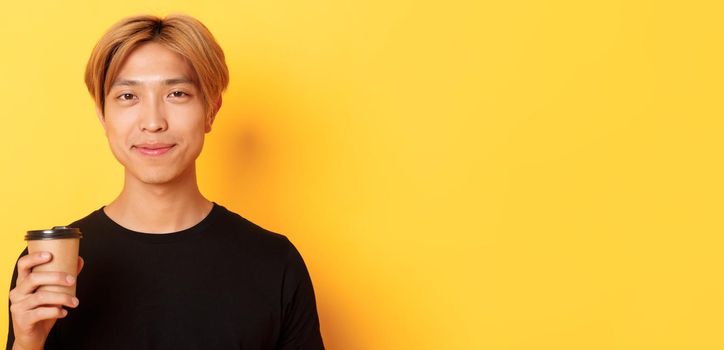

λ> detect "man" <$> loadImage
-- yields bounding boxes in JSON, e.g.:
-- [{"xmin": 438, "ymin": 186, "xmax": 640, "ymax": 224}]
[{"xmin": 6, "ymin": 14, "xmax": 324, "ymax": 349}]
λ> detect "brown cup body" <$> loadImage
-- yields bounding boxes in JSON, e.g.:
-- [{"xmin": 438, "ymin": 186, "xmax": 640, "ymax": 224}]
[{"xmin": 27, "ymin": 238, "xmax": 80, "ymax": 296}]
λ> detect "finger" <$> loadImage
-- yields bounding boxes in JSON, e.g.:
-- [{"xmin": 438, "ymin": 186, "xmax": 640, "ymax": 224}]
[
  {"xmin": 14, "ymin": 291, "xmax": 79, "ymax": 312},
  {"xmin": 13, "ymin": 271, "xmax": 75, "ymax": 297},
  {"xmin": 26, "ymin": 306, "xmax": 68, "ymax": 324},
  {"xmin": 77, "ymin": 256, "xmax": 84, "ymax": 275},
  {"xmin": 16, "ymin": 252, "xmax": 53, "ymax": 285}
]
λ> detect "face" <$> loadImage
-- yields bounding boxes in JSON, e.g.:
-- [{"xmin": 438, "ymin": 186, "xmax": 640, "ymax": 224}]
[{"xmin": 98, "ymin": 41, "xmax": 213, "ymax": 186}]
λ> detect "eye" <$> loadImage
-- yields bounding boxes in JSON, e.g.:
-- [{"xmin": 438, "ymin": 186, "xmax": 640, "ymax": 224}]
[
  {"xmin": 117, "ymin": 93, "xmax": 136, "ymax": 101},
  {"xmin": 169, "ymin": 91, "xmax": 188, "ymax": 98}
]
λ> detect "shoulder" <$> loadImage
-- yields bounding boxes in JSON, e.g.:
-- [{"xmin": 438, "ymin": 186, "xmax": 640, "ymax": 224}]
[
  {"xmin": 67, "ymin": 207, "xmax": 106, "ymax": 232},
  {"xmin": 214, "ymin": 203, "xmax": 289, "ymax": 243},
  {"xmin": 208, "ymin": 203, "xmax": 297, "ymax": 258}
]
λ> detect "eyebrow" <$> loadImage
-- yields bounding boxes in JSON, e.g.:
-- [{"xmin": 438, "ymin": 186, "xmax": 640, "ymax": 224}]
[{"xmin": 110, "ymin": 77, "xmax": 195, "ymax": 88}]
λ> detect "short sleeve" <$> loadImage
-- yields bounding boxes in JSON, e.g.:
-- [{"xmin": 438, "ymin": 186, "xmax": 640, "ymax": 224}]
[{"xmin": 277, "ymin": 239, "xmax": 324, "ymax": 350}]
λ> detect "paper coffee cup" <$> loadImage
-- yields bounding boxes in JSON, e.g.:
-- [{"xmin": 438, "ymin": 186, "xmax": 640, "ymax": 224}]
[{"xmin": 25, "ymin": 226, "xmax": 83, "ymax": 296}]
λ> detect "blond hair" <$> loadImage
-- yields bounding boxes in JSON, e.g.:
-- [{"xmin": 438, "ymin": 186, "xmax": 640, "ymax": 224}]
[{"xmin": 84, "ymin": 14, "xmax": 229, "ymax": 119}]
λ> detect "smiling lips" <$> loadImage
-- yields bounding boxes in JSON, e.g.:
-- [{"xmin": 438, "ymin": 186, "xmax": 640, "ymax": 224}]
[{"xmin": 133, "ymin": 143, "xmax": 175, "ymax": 156}]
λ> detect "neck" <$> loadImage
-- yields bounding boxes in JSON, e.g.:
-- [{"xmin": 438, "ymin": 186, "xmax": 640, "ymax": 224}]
[{"xmin": 104, "ymin": 165, "xmax": 213, "ymax": 233}]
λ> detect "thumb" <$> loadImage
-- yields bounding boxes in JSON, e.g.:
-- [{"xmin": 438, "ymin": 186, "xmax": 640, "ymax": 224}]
[{"xmin": 77, "ymin": 256, "xmax": 85, "ymax": 275}]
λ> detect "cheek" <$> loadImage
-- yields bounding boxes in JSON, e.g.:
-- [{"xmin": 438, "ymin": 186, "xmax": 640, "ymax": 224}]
[
  {"xmin": 187, "ymin": 127, "xmax": 206, "ymax": 148},
  {"xmin": 171, "ymin": 106, "xmax": 207, "ymax": 139},
  {"xmin": 104, "ymin": 120, "xmax": 134, "ymax": 148},
  {"xmin": 107, "ymin": 122, "xmax": 127, "ymax": 137},
  {"xmin": 106, "ymin": 107, "xmax": 137, "ymax": 128}
]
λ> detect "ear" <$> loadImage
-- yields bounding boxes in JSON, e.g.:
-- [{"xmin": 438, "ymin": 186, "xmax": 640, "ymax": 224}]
[
  {"xmin": 205, "ymin": 96, "xmax": 222, "ymax": 133},
  {"xmin": 95, "ymin": 105, "xmax": 107, "ymax": 131}
]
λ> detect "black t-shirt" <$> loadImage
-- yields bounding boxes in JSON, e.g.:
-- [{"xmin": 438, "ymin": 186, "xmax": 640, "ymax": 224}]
[{"xmin": 6, "ymin": 203, "xmax": 324, "ymax": 349}]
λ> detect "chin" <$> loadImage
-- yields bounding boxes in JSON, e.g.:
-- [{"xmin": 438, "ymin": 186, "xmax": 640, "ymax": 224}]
[
  {"xmin": 121, "ymin": 157, "xmax": 197, "ymax": 186},
  {"xmin": 130, "ymin": 168, "xmax": 183, "ymax": 185}
]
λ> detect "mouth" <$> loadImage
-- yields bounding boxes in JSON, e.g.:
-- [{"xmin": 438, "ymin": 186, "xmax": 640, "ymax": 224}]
[{"xmin": 133, "ymin": 143, "xmax": 176, "ymax": 156}]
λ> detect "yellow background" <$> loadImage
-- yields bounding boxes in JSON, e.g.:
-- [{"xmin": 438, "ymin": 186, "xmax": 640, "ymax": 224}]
[{"xmin": 1, "ymin": 1, "xmax": 723, "ymax": 349}]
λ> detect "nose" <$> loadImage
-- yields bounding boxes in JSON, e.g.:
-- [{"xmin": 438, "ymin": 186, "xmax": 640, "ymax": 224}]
[{"xmin": 139, "ymin": 97, "xmax": 168, "ymax": 132}]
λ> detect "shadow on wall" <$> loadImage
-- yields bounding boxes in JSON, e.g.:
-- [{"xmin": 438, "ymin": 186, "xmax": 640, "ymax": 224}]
[
  {"xmin": 205, "ymin": 87, "xmax": 352, "ymax": 348},
  {"xmin": 206, "ymin": 106, "xmax": 281, "ymax": 216}
]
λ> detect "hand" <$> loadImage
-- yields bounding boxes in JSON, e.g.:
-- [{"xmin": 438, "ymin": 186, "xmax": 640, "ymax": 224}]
[{"xmin": 9, "ymin": 252, "xmax": 84, "ymax": 350}]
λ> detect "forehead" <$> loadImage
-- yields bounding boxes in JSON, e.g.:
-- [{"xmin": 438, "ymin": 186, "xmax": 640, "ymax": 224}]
[{"xmin": 112, "ymin": 41, "xmax": 196, "ymax": 86}]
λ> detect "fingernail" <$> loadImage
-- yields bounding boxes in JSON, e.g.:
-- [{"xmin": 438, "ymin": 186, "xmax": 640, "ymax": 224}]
[
  {"xmin": 72, "ymin": 297, "xmax": 79, "ymax": 306},
  {"xmin": 62, "ymin": 309, "xmax": 68, "ymax": 316},
  {"xmin": 40, "ymin": 252, "xmax": 50, "ymax": 259},
  {"xmin": 66, "ymin": 275, "xmax": 75, "ymax": 284}
]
